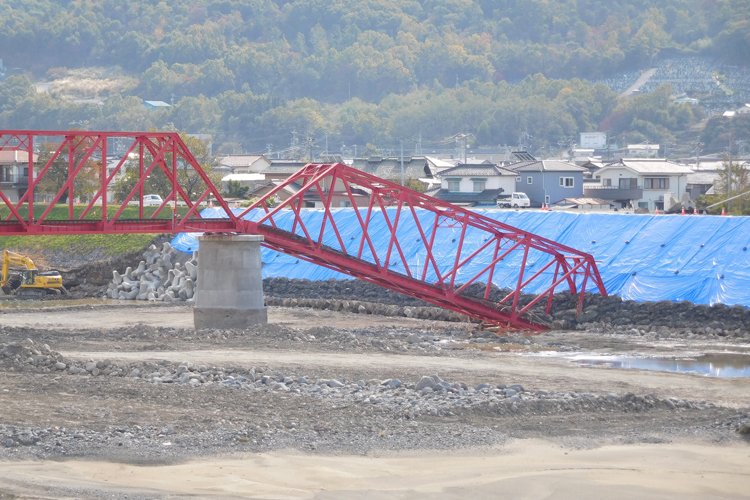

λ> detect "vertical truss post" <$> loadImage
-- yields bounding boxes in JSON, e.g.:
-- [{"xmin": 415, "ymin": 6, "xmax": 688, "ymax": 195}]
[{"xmin": 0, "ymin": 136, "xmax": 606, "ymax": 331}]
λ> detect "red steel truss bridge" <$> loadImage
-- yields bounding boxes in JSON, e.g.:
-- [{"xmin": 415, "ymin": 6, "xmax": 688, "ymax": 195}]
[{"xmin": 0, "ymin": 130, "xmax": 606, "ymax": 331}]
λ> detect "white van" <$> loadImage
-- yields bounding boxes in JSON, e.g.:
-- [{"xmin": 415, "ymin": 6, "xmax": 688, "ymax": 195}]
[{"xmin": 496, "ymin": 192, "xmax": 530, "ymax": 208}]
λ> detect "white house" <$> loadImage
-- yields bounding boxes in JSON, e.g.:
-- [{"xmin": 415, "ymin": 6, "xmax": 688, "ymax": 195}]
[
  {"xmin": 584, "ymin": 158, "xmax": 693, "ymax": 211},
  {"xmin": 428, "ymin": 164, "xmax": 516, "ymax": 206},
  {"xmin": 580, "ymin": 132, "xmax": 607, "ymax": 149},
  {"xmin": 218, "ymin": 154, "xmax": 271, "ymax": 174},
  {"xmin": 0, "ymin": 150, "xmax": 35, "ymax": 203}
]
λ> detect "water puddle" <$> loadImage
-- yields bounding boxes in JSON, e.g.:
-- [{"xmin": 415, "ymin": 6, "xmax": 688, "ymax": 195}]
[{"xmin": 571, "ymin": 353, "xmax": 750, "ymax": 378}]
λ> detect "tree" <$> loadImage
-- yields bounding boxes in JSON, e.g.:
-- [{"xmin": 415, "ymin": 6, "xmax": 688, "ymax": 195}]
[
  {"xmin": 698, "ymin": 156, "xmax": 750, "ymax": 215},
  {"xmin": 113, "ymin": 132, "xmax": 221, "ymax": 203},
  {"xmin": 36, "ymin": 138, "xmax": 100, "ymax": 203},
  {"xmin": 224, "ymin": 180, "xmax": 250, "ymax": 199}
]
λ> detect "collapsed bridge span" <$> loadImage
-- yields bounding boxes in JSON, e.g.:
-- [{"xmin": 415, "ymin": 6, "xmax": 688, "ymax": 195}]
[{"xmin": 0, "ymin": 130, "xmax": 606, "ymax": 330}]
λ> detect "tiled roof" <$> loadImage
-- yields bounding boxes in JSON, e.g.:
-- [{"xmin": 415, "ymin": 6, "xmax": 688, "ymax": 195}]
[
  {"xmin": 687, "ymin": 171, "xmax": 719, "ymax": 185},
  {"xmin": 263, "ymin": 163, "xmax": 306, "ymax": 174},
  {"xmin": 219, "ymin": 154, "xmax": 267, "ymax": 168},
  {"xmin": 438, "ymin": 164, "xmax": 515, "ymax": 177},
  {"xmin": 603, "ymin": 158, "xmax": 693, "ymax": 174},
  {"xmin": 0, "ymin": 150, "xmax": 38, "ymax": 164},
  {"xmin": 507, "ymin": 160, "xmax": 586, "ymax": 172},
  {"xmin": 351, "ymin": 157, "xmax": 432, "ymax": 180}
]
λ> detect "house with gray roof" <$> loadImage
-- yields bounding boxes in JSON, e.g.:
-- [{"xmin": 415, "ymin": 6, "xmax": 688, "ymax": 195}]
[
  {"xmin": 584, "ymin": 158, "xmax": 693, "ymax": 211},
  {"xmin": 687, "ymin": 170, "xmax": 719, "ymax": 199},
  {"xmin": 428, "ymin": 163, "xmax": 516, "ymax": 206},
  {"xmin": 507, "ymin": 160, "xmax": 586, "ymax": 206},
  {"xmin": 263, "ymin": 160, "xmax": 307, "ymax": 181},
  {"xmin": 350, "ymin": 156, "xmax": 435, "ymax": 183},
  {"xmin": 218, "ymin": 154, "xmax": 270, "ymax": 174}
]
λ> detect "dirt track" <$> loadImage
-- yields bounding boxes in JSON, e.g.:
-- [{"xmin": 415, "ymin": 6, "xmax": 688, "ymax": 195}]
[{"xmin": 0, "ymin": 302, "xmax": 749, "ymax": 499}]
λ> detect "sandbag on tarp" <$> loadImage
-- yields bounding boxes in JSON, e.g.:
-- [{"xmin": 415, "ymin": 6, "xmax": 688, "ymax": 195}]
[{"xmin": 171, "ymin": 208, "xmax": 750, "ymax": 307}]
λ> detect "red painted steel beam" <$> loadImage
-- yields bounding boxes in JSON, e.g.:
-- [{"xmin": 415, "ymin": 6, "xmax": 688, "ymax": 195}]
[
  {"xmin": 238, "ymin": 163, "xmax": 607, "ymax": 331},
  {"xmin": 0, "ymin": 131, "xmax": 607, "ymax": 331}
]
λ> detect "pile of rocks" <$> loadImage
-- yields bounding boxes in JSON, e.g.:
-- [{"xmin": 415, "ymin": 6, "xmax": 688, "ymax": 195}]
[
  {"xmin": 263, "ymin": 296, "xmax": 472, "ymax": 323},
  {"xmin": 263, "ymin": 278, "xmax": 750, "ymax": 333},
  {"xmin": 105, "ymin": 242, "xmax": 197, "ymax": 302},
  {"xmin": 0, "ymin": 339, "xmax": 711, "ymax": 419}
]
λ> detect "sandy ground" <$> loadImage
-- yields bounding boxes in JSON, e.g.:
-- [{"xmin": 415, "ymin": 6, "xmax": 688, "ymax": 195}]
[
  {"xmin": 0, "ymin": 303, "xmax": 453, "ymax": 330},
  {"xmin": 1, "ymin": 303, "xmax": 749, "ymax": 499},
  {"xmin": 1, "ymin": 441, "xmax": 748, "ymax": 499}
]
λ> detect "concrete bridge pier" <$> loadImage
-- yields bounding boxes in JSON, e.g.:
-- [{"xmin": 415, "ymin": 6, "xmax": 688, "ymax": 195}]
[{"xmin": 194, "ymin": 234, "xmax": 267, "ymax": 330}]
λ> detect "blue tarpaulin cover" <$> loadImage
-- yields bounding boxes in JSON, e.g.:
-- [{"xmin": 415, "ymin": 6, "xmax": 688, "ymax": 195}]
[{"xmin": 171, "ymin": 209, "xmax": 750, "ymax": 307}]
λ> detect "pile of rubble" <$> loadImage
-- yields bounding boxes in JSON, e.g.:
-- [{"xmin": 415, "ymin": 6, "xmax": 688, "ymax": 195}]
[{"xmin": 106, "ymin": 242, "xmax": 197, "ymax": 302}]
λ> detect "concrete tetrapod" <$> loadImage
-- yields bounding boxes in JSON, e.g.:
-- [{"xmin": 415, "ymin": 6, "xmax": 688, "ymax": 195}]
[{"xmin": 107, "ymin": 242, "xmax": 198, "ymax": 302}]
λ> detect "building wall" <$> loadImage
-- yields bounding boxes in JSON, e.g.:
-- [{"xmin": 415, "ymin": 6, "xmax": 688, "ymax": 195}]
[
  {"xmin": 596, "ymin": 166, "xmax": 687, "ymax": 209},
  {"xmin": 0, "ymin": 187, "xmax": 20, "ymax": 203},
  {"xmin": 514, "ymin": 171, "xmax": 583, "ymax": 205},
  {"xmin": 440, "ymin": 175, "xmax": 515, "ymax": 194}
]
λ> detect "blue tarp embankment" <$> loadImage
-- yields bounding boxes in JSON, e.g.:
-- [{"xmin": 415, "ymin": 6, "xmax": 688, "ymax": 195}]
[{"xmin": 171, "ymin": 209, "xmax": 750, "ymax": 307}]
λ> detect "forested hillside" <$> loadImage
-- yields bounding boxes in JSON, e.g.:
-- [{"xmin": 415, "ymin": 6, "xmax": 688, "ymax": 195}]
[{"xmin": 0, "ymin": 0, "xmax": 747, "ymax": 155}]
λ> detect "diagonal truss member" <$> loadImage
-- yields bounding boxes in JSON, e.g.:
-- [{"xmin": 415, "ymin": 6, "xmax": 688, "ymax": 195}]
[
  {"xmin": 239, "ymin": 163, "xmax": 607, "ymax": 331},
  {"xmin": 0, "ymin": 131, "xmax": 606, "ymax": 331}
]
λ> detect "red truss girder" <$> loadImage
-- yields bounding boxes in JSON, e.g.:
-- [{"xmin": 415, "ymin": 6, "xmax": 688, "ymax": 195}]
[
  {"xmin": 0, "ymin": 131, "xmax": 607, "ymax": 331},
  {"xmin": 0, "ymin": 131, "xmax": 240, "ymax": 235},
  {"xmin": 238, "ymin": 163, "xmax": 607, "ymax": 331}
]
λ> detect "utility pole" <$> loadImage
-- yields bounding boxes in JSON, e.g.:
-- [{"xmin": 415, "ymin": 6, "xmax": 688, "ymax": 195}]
[
  {"xmin": 324, "ymin": 133, "xmax": 328, "ymax": 157},
  {"xmin": 724, "ymin": 111, "xmax": 736, "ymax": 211},
  {"xmin": 306, "ymin": 136, "xmax": 314, "ymax": 162},
  {"xmin": 399, "ymin": 138, "xmax": 405, "ymax": 186},
  {"xmin": 456, "ymin": 133, "xmax": 468, "ymax": 164},
  {"xmin": 694, "ymin": 141, "xmax": 704, "ymax": 170}
]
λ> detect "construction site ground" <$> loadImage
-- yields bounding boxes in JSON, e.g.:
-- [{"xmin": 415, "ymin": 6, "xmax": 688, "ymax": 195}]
[{"xmin": 0, "ymin": 302, "xmax": 749, "ymax": 499}]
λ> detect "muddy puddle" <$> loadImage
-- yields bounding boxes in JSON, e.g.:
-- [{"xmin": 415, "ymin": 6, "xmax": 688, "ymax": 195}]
[{"xmin": 533, "ymin": 352, "xmax": 750, "ymax": 378}]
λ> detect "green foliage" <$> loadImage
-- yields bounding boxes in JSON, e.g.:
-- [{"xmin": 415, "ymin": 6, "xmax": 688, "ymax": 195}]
[
  {"xmin": 700, "ymin": 114, "xmax": 750, "ymax": 154},
  {"xmin": 112, "ymin": 132, "xmax": 220, "ymax": 202},
  {"xmin": 697, "ymin": 156, "xmax": 750, "ymax": 215},
  {"xmin": 601, "ymin": 84, "xmax": 705, "ymax": 145},
  {"xmin": 36, "ymin": 138, "xmax": 100, "ymax": 202},
  {"xmin": 224, "ymin": 180, "xmax": 250, "ymax": 199},
  {"xmin": 0, "ymin": 0, "xmax": 739, "ymax": 156},
  {"xmin": 0, "ymin": 233, "xmax": 156, "ymax": 258}
]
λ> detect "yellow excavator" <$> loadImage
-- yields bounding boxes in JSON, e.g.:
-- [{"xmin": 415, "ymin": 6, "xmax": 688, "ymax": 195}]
[{"xmin": 0, "ymin": 250, "xmax": 67, "ymax": 297}]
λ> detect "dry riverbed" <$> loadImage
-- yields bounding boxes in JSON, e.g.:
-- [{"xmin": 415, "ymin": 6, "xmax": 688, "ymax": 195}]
[{"xmin": 0, "ymin": 302, "xmax": 748, "ymax": 499}]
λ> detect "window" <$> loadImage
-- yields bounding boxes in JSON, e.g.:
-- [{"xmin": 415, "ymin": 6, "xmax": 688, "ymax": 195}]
[
  {"xmin": 447, "ymin": 179, "xmax": 461, "ymax": 192},
  {"xmin": 602, "ymin": 178, "xmax": 612, "ymax": 187},
  {"xmin": 638, "ymin": 202, "xmax": 649, "ymax": 209},
  {"xmin": 619, "ymin": 178, "xmax": 638, "ymax": 188},
  {"xmin": 545, "ymin": 195, "xmax": 550, "ymax": 203},
  {"xmin": 472, "ymin": 180, "xmax": 486, "ymax": 192},
  {"xmin": 559, "ymin": 176, "xmax": 574, "ymax": 188},
  {"xmin": 340, "ymin": 201, "xmax": 352, "ymax": 207},
  {"xmin": 644, "ymin": 178, "xmax": 669, "ymax": 189},
  {"xmin": 527, "ymin": 176, "xmax": 533, "ymax": 184},
  {"xmin": 516, "ymin": 176, "xmax": 521, "ymax": 182}
]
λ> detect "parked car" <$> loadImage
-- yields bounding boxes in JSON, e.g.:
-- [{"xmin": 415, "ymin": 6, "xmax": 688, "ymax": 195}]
[
  {"xmin": 142, "ymin": 194, "xmax": 164, "ymax": 206},
  {"xmin": 496, "ymin": 192, "xmax": 530, "ymax": 208}
]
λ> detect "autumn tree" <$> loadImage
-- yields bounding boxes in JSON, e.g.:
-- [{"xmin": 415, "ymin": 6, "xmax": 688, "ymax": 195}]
[
  {"xmin": 113, "ymin": 132, "xmax": 221, "ymax": 203},
  {"xmin": 36, "ymin": 138, "xmax": 100, "ymax": 203}
]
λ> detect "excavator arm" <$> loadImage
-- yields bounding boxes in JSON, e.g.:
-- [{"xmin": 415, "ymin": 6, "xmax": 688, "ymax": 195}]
[
  {"xmin": 0, "ymin": 250, "xmax": 36, "ymax": 287},
  {"xmin": 1, "ymin": 250, "xmax": 37, "ymax": 287}
]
